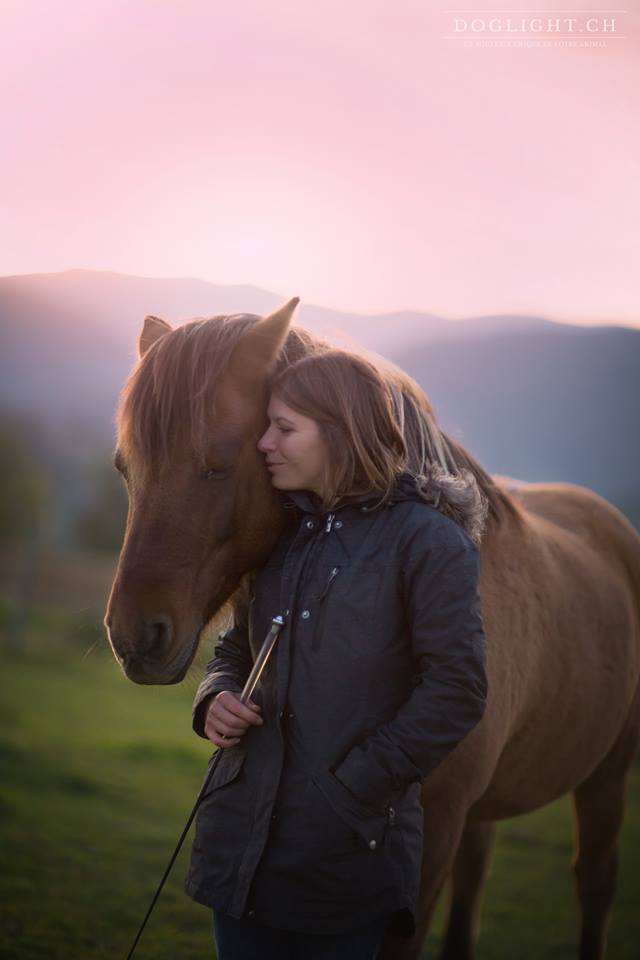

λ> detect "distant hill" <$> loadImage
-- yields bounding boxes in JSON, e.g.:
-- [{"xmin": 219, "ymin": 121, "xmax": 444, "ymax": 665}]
[
  {"xmin": 396, "ymin": 327, "xmax": 639, "ymax": 515},
  {"xmin": 0, "ymin": 269, "xmax": 580, "ymax": 434},
  {"xmin": 1, "ymin": 269, "xmax": 638, "ymax": 530}
]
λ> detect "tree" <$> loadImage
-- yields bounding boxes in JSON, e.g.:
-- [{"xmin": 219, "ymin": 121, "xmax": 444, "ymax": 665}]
[
  {"xmin": 0, "ymin": 414, "xmax": 49, "ymax": 543},
  {"xmin": 73, "ymin": 458, "xmax": 128, "ymax": 553}
]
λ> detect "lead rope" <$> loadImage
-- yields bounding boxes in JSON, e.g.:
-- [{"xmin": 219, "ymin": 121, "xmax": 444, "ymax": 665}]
[{"xmin": 124, "ymin": 614, "xmax": 286, "ymax": 960}]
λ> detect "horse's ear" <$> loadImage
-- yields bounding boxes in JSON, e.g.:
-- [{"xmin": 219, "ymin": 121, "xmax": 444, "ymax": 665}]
[
  {"xmin": 138, "ymin": 315, "xmax": 172, "ymax": 358},
  {"xmin": 221, "ymin": 297, "xmax": 300, "ymax": 399}
]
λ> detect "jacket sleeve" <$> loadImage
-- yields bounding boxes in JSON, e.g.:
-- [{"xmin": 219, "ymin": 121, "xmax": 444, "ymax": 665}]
[
  {"xmin": 332, "ymin": 530, "xmax": 488, "ymax": 807},
  {"xmin": 191, "ymin": 592, "xmax": 253, "ymax": 740}
]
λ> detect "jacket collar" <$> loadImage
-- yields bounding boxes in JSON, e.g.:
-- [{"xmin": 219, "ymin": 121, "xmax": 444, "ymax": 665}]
[{"xmin": 278, "ymin": 471, "xmax": 425, "ymax": 518}]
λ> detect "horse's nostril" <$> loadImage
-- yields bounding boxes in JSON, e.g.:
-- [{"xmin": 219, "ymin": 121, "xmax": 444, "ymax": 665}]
[{"xmin": 142, "ymin": 617, "xmax": 173, "ymax": 656}]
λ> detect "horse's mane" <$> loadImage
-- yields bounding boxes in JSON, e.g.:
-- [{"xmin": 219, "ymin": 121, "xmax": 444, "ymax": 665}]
[{"xmin": 118, "ymin": 313, "xmax": 520, "ymax": 538}]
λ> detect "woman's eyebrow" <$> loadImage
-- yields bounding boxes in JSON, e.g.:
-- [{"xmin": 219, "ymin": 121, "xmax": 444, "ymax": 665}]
[{"xmin": 272, "ymin": 415, "xmax": 295, "ymax": 426}]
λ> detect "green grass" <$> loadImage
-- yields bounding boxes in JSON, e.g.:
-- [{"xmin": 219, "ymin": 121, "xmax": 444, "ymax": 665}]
[
  {"xmin": 1, "ymin": 632, "xmax": 639, "ymax": 959},
  {"xmin": 1, "ymin": 634, "xmax": 214, "ymax": 960}
]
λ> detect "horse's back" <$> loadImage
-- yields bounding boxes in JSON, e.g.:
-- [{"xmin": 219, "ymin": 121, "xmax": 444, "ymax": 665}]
[
  {"xmin": 509, "ymin": 479, "xmax": 640, "ymax": 605},
  {"xmin": 498, "ymin": 478, "xmax": 640, "ymax": 672}
]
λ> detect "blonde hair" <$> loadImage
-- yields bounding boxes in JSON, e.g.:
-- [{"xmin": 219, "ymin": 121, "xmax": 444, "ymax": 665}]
[{"xmin": 270, "ymin": 350, "xmax": 407, "ymax": 511}]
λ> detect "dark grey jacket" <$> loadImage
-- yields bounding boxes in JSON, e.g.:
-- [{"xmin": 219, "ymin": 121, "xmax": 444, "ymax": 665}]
[{"xmin": 185, "ymin": 473, "xmax": 487, "ymax": 937}]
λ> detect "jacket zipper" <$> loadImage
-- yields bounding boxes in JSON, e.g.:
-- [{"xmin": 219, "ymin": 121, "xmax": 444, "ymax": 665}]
[
  {"xmin": 317, "ymin": 565, "xmax": 340, "ymax": 601},
  {"xmin": 311, "ymin": 566, "xmax": 341, "ymax": 652}
]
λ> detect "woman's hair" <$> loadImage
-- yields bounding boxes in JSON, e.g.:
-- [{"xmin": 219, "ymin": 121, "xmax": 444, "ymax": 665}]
[
  {"xmin": 269, "ymin": 349, "xmax": 407, "ymax": 511},
  {"xmin": 270, "ymin": 348, "xmax": 489, "ymax": 543}
]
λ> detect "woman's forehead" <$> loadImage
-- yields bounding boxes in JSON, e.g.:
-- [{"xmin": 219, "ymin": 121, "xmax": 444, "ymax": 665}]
[{"xmin": 267, "ymin": 394, "xmax": 308, "ymax": 423}]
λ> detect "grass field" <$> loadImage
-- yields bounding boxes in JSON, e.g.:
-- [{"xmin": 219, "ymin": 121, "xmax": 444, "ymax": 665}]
[{"xmin": 1, "ymin": 625, "xmax": 639, "ymax": 960}]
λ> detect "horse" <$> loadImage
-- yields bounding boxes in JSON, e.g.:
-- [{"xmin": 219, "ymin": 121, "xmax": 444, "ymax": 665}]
[{"xmin": 105, "ymin": 298, "xmax": 640, "ymax": 960}]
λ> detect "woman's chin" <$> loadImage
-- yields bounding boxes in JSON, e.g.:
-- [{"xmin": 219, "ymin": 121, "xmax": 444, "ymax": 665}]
[{"xmin": 267, "ymin": 472, "xmax": 287, "ymax": 488}]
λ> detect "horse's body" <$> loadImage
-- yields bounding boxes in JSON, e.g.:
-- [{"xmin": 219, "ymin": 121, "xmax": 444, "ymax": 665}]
[{"xmin": 106, "ymin": 301, "xmax": 640, "ymax": 959}]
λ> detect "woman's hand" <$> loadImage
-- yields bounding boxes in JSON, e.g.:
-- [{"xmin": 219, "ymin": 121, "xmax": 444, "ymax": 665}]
[{"xmin": 204, "ymin": 690, "xmax": 263, "ymax": 747}]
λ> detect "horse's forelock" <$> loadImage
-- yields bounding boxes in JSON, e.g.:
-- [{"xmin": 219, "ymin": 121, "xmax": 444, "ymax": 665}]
[{"xmin": 117, "ymin": 313, "xmax": 262, "ymax": 472}]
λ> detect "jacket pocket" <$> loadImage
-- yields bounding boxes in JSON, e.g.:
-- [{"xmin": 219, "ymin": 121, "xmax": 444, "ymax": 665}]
[
  {"xmin": 200, "ymin": 746, "xmax": 246, "ymax": 800},
  {"xmin": 310, "ymin": 767, "xmax": 390, "ymax": 850}
]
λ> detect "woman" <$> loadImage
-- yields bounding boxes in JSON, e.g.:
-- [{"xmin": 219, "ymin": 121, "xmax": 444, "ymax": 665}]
[{"xmin": 185, "ymin": 349, "xmax": 488, "ymax": 960}]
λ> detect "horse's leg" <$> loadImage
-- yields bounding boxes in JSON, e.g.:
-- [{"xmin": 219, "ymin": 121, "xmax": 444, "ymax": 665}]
[
  {"xmin": 439, "ymin": 819, "xmax": 496, "ymax": 960},
  {"xmin": 571, "ymin": 682, "xmax": 640, "ymax": 960},
  {"xmin": 378, "ymin": 803, "xmax": 469, "ymax": 960}
]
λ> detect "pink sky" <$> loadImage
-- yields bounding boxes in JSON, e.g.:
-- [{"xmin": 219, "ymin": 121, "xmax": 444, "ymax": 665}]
[{"xmin": 1, "ymin": 0, "xmax": 638, "ymax": 325}]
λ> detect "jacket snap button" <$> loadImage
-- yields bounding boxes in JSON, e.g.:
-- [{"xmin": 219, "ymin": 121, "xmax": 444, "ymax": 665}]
[
  {"xmin": 247, "ymin": 909, "xmax": 256, "ymax": 918},
  {"xmin": 334, "ymin": 520, "xmax": 343, "ymax": 528},
  {"xmin": 301, "ymin": 610, "xmax": 311, "ymax": 619},
  {"xmin": 278, "ymin": 710, "xmax": 284, "ymax": 719},
  {"xmin": 306, "ymin": 520, "xmax": 315, "ymax": 529},
  {"xmin": 368, "ymin": 839, "xmax": 377, "ymax": 850},
  {"xmin": 288, "ymin": 712, "xmax": 294, "ymax": 719}
]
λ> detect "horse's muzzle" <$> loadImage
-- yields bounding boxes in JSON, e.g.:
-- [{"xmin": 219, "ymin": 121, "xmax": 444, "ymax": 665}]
[{"xmin": 106, "ymin": 615, "xmax": 194, "ymax": 684}]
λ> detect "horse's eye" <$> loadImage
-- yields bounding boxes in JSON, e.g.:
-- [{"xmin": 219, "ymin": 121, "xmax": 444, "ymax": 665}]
[
  {"xmin": 114, "ymin": 451, "xmax": 129, "ymax": 480},
  {"xmin": 204, "ymin": 468, "xmax": 228, "ymax": 481}
]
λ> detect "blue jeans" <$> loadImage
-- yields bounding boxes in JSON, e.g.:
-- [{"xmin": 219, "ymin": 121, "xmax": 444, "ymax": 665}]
[{"xmin": 212, "ymin": 909, "xmax": 389, "ymax": 959}]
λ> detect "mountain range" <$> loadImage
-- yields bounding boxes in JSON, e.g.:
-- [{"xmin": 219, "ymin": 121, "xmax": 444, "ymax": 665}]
[{"xmin": 1, "ymin": 269, "xmax": 638, "ymax": 529}]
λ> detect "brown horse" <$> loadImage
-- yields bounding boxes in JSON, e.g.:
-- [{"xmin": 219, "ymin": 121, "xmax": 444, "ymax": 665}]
[{"xmin": 106, "ymin": 299, "xmax": 640, "ymax": 960}]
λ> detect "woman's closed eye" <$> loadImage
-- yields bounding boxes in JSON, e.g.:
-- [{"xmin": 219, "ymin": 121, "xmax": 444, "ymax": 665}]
[{"xmin": 268, "ymin": 419, "xmax": 293, "ymax": 434}]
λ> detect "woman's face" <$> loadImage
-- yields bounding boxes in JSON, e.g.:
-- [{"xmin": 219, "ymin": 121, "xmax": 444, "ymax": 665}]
[{"xmin": 257, "ymin": 394, "xmax": 330, "ymax": 498}]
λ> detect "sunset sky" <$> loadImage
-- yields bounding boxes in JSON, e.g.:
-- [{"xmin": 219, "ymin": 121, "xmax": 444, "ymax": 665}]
[{"xmin": 1, "ymin": 0, "xmax": 638, "ymax": 325}]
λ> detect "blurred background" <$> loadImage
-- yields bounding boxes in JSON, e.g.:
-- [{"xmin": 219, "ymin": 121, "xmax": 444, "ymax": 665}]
[{"xmin": 1, "ymin": 1, "xmax": 639, "ymax": 958}]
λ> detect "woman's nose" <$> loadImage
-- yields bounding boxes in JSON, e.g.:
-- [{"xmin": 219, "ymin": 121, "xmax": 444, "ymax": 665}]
[{"xmin": 257, "ymin": 428, "xmax": 275, "ymax": 453}]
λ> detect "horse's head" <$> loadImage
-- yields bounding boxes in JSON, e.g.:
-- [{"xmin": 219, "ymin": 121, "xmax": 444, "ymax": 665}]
[{"xmin": 105, "ymin": 298, "xmax": 305, "ymax": 684}]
